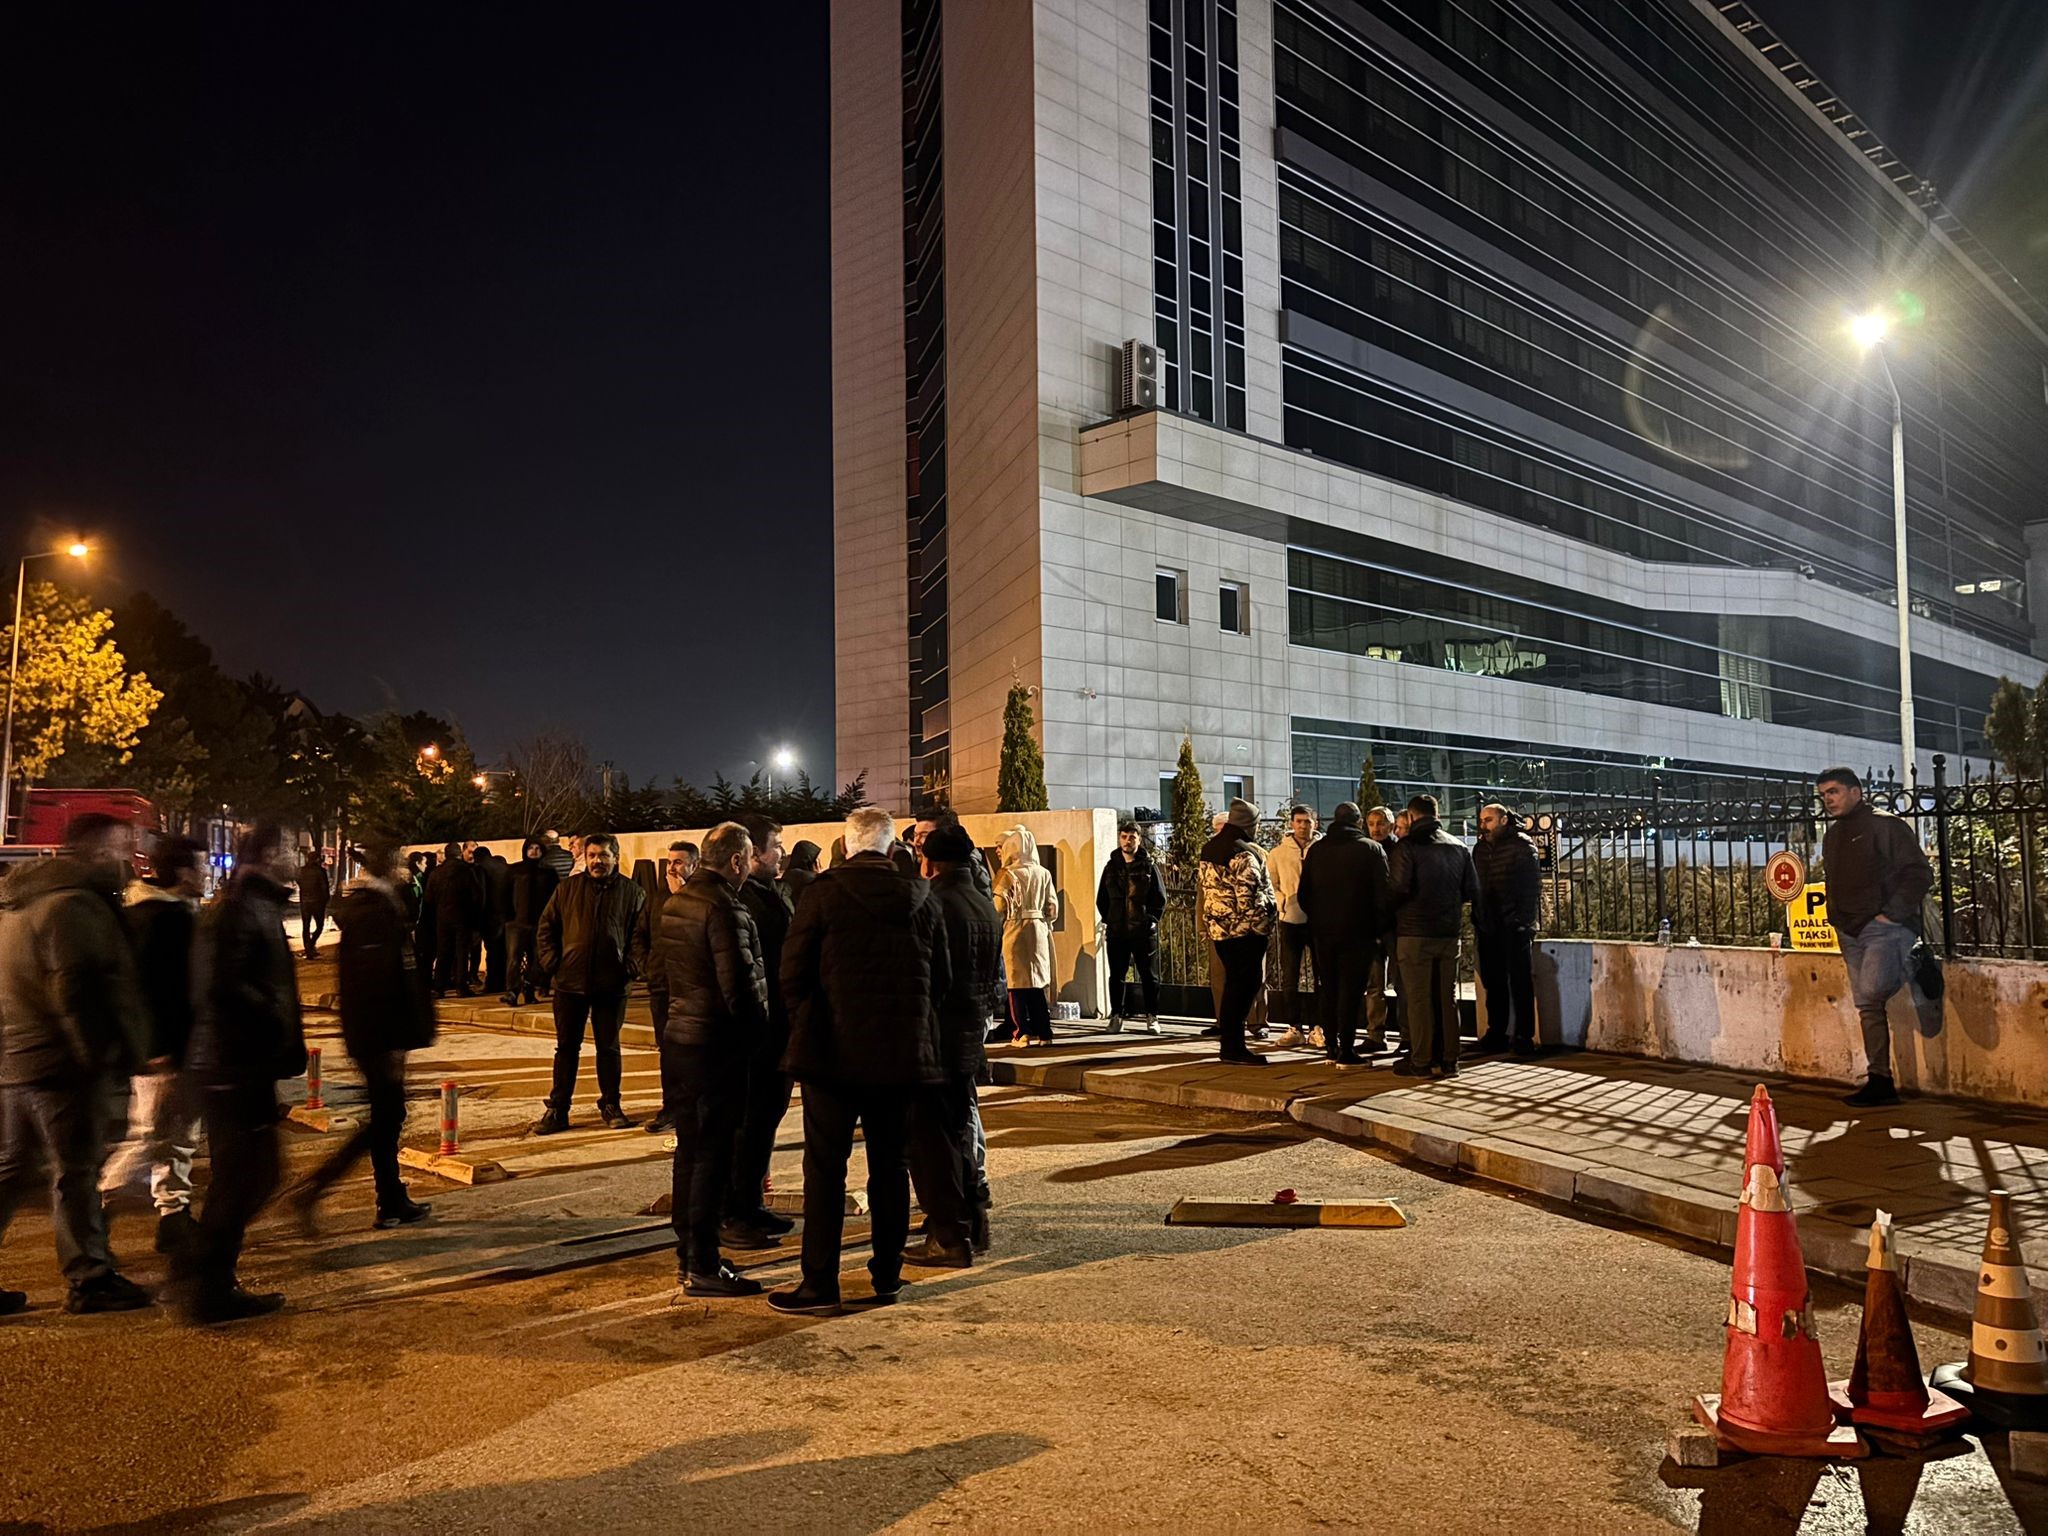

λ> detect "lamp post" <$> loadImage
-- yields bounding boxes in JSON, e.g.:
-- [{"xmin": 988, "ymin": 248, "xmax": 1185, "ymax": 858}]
[
  {"xmin": 1, "ymin": 541, "xmax": 90, "ymax": 844},
  {"xmin": 1852, "ymin": 312, "xmax": 1915, "ymax": 790}
]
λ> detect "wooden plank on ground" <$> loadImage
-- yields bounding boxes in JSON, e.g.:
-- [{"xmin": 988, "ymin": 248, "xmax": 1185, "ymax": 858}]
[{"xmin": 1164, "ymin": 1197, "xmax": 1405, "ymax": 1229}]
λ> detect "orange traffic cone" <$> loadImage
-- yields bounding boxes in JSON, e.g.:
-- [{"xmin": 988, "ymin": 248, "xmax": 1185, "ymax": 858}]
[
  {"xmin": 1692, "ymin": 1085, "xmax": 1865, "ymax": 1457},
  {"xmin": 1828, "ymin": 1211, "xmax": 1968, "ymax": 1447},
  {"xmin": 1932, "ymin": 1189, "xmax": 2048, "ymax": 1429}
]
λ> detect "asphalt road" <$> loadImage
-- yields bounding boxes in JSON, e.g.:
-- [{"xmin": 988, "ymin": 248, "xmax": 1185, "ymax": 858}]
[{"xmin": 0, "ymin": 1067, "xmax": 2037, "ymax": 1534}]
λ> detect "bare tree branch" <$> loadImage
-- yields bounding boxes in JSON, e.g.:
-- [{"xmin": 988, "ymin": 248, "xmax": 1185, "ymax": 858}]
[{"xmin": 504, "ymin": 731, "xmax": 594, "ymax": 836}]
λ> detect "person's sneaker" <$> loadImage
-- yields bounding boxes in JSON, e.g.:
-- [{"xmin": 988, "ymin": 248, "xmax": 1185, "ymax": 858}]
[
  {"xmin": 1247, "ymin": 1026, "xmax": 1270, "ymax": 1041},
  {"xmin": 1199, "ymin": 1024, "xmax": 1223, "ymax": 1039},
  {"xmin": 1, "ymin": 1288, "xmax": 28, "ymax": 1317},
  {"xmin": 1471, "ymin": 1034, "xmax": 1509, "ymax": 1056},
  {"xmin": 1106, "ymin": 1014, "xmax": 1124, "ymax": 1034},
  {"xmin": 1391, "ymin": 1060, "xmax": 1431, "ymax": 1078},
  {"xmin": 598, "ymin": 1103, "xmax": 637, "ymax": 1130},
  {"xmin": 1436, "ymin": 1062, "xmax": 1460, "ymax": 1078},
  {"xmin": 1138, "ymin": 1015, "xmax": 1161, "ymax": 1034},
  {"xmin": 499, "ymin": 993, "xmax": 520, "ymax": 1007},
  {"xmin": 684, "ymin": 1264, "xmax": 764, "ymax": 1298},
  {"xmin": 1275, "ymin": 1026, "xmax": 1306, "ymax": 1048},
  {"xmin": 154, "ymin": 1208, "xmax": 197, "ymax": 1255},
  {"xmin": 1362, "ymin": 1034, "xmax": 1388, "ymax": 1053},
  {"xmin": 731, "ymin": 1206, "xmax": 795, "ymax": 1237},
  {"xmin": 767, "ymin": 1286, "xmax": 842, "ymax": 1317},
  {"xmin": 186, "ymin": 1285, "xmax": 285, "ymax": 1325},
  {"xmin": 1218, "ymin": 1049, "xmax": 1270, "ymax": 1068},
  {"xmin": 66, "ymin": 1273, "xmax": 153, "ymax": 1314},
  {"xmin": 853, "ymin": 1279, "xmax": 906, "ymax": 1307},
  {"xmin": 530, "ymin": 1106, "xmax": 570, "ymax": 1135},
  {"xmin": 969, "ymin": 1208, "xmax": 991, "ymax": 1254},
  {"xmin": 902, "ymin": 1236, "xmax": 973, "ymax": 1269},
  {"xmin": 720, "ymin": 1219, "xmax": 782, "ymax": 1251},
  {"xmin": 643, "ymin": 1110, "xmax": 678, "ymax": 1135},
  {"xmin": 373, "ymin": 1197, "xmax": 432, "ymax": 1230},
  {"xmin": 1843, "ymin": 1077, "xmax": 1903, "ymax": 1109}
]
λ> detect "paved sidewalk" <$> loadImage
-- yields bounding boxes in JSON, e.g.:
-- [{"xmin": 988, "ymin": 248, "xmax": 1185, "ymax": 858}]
[{"xmin": 986, "ymin": 1025, "xmax": 2048, "ymax": 1317}]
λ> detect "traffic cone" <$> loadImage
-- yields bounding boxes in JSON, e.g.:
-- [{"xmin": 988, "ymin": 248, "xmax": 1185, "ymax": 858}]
[
  {"xmin": 1827, "ymin": 1211, "xmax": 1968, "ymax": 1447},
  {"xmin": 1692, "ymin": 1085, "xmax": 1865, "ymax": 1457},
  {"xmin": 1931, "ymin": 1189, "xmax": 2048, "ymax": 1429}
]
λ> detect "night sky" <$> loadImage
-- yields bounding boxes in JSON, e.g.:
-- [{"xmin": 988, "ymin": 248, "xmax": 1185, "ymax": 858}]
[{"xmin": 0, "ymin": 2, "xmax": 2041, "ymax": 786}]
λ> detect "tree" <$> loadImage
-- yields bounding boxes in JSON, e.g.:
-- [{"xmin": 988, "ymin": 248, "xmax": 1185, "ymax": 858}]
[
  {"xmin": 1169, "ymin": 736, "xmax": 1208, "ymax": 865},
  {"xmin": 1356, "ymin": 753, "xmax": 1385, "ymax": 813},
  {"xmin": 350, "ymin": 714, "xmax": 489, "ymax": 847},
  {"xmin": 1987, "ymin": 678, "xmax": 2037, "ymax": 776},
  {"xmin": 504, "ymin": 731, "xmax": 595, "ymax": 836},
  {"xmin": 0, "ymin": 581, "xmax": 161, "ymax": 784},
  {"xmin": 996, "ymin": 682, "xmax": 1048, "ymax": 813},
  {"xmin": 2026, "ymin": 670, "xmax": 2048, "ymax": 780}
]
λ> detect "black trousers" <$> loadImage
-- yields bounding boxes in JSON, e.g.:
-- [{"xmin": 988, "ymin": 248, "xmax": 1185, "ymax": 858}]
[
  {"xmin": 194, "ymin": 1084, "xmax": 281, "ymax": 1296},
  {"xmin": 1476, "ymin": 927, "xmax": 1537, "ymax": 1045},
  {"xmin": 1215, "ymin": 933, "xmax": 1270, "ymax": 1053},
  {"xmin": 548, "ymin": 990, "xmax": 627, "ymax": 1112},
  {"xmin": 909, "ymin": 1075, "xmax": 976, "ymax": 1247},
  {"xmin": 503, "ymin": 924, "xmax": 539, "ymax": 999},
  {"xmin": 305, "ymin": 1050, "xmax": 407, "ymax": 1208},
  {"xmin": 1105, "ymin": 928, "xmax": 1159, "ymax": 1017},
  {"xmin": 0, "ymin": 1076, "xmax": 120, "ymax": 1284},
  {"xmin": 1007, "ymin": 986, "xmax": 1053, "ymax": 1042},
  {"xmin": 798, "ymin": 1080, "xmax": 911, "ymax": 1298},
  {"xmin": 432, "ymin": 924, "xmax": 472, "ymax": 993},
  {"xmin": 669, "ymin": 1042, "xmax": 746, "ymax": 1275},
  {"xmin": 726, "ymin": 1040, "xmax": 793, "ymax": 1220},
  {"xmin": 1271, "ymin": 921, "xmax": 1312, "ymax": 1025},
  {"xmin": 1314, "ymin": 937, "xmax": 1375, "ymax": 1059},
  {"xmin": 301, "ymin": 906, "xmax": 327, "ymax": 955}
]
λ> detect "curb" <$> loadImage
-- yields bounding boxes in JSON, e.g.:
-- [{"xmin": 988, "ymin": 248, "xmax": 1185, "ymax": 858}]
[
  {"xmin": 398, "ymin": 1146, "xmax": 509, "ymax": 1185},
  {"xmin": 302, "ymin": 991, "xmax": 661, "ymax": 1051}
]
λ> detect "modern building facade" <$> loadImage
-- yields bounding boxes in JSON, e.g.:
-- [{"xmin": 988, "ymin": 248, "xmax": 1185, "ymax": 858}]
[{"xmin": 832, "ymin": 0, "xmax": 2048, "ymax": 822}]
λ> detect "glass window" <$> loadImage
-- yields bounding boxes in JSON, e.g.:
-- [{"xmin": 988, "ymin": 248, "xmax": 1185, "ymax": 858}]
[
  {"xmin": 1219, "ymin": 581, "xmax": 1249, "ymax": 634},
  {"xmin": 1157, "ymin": 568, "xmax": 1187, "ymax": 624}
]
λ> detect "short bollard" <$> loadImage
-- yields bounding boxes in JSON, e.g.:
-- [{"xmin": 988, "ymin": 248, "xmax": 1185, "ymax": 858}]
[
  {"xmin": 439, "ymin": 1081, "xmax": 460, "ymax": 1156},
  {"xmin": 305, "ymin": 1045, "xmax": 324, "ymax": 1110}
]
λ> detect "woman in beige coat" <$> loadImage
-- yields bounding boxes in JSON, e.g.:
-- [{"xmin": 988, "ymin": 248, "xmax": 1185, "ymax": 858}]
[{"xmin": 993, "ymin": 827, "xmax": 1060, "ymax": 1044}]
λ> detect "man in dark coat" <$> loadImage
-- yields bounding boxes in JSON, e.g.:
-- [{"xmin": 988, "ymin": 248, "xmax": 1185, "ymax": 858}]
[
  {"xmin": 0, "ymin": 814, "xmax": 151, "ymax": 1316},
  {"xmin": 726, "ymin": 814, "xmax": 796, "ymax": 1243},
  {"xmin": 642, "ymin": 841, "xmax": 698, "ymax": 1136},
  {"xmin": 293, "ymin": 845, "xmax": 436, "ymax": 1230},
  {"xmin": 182, "ymin": 822, "xmax": 307, "ymax": 1323},
  {"xmin": 1096, "ymin": 820, "xmax": 1167, "ymax": 1032},
  {"xmin": 532, "ymin": 832, "xmax": 648, "ymax": 1132},
  {"xmin": 501, "ymin": 837, "xmax": 559, "ymax": 1005},
  {"xmin": 769, "ymin": 808, "xmax": 950, "ymax": 1316},
  {"xmin": 469, "ymin": 843, "xmax": 511, "ymax": 994},
  {"xmin": 1471, "ymin": 803, "xmax": 1543, "ymax": 1057},
  {"xmin": 1296, "ymin": 802, "xmax": 1391, "ymax": 1066},
  {"xmin": 659, "ymin": 822, "xmax": 767, "ymax": 1297},
  {"xmin": 1387, "ymin": 795, "xmax": 1477, "ymax": 1080},
  {"xmin": 1363, "ymin": 806, "xmax": 1401, "ymax": 1049},
  {"xmin": 297, "ymin": 847, "xmax": 331, "ymax": 959},
  {"xmin": 778, "ymin": 840, "xmax": 821, "ymax": 910},
  {"xmin": 423, "ymin": 841, "xmax": 480, "ymax": 998},
  {"xmin": 906, "ymin": 824, "xmax": 1000, "ymax": 1266}
]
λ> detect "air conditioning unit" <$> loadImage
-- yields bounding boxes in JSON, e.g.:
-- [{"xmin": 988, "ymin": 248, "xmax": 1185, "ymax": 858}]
[{"xmin": 1117, "ymin": 338, "xmax": 1158, "ymax": 413}]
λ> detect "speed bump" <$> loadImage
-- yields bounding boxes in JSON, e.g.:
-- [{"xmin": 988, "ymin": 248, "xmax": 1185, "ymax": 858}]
[{"xmin": 1164, "ymin": 1197, "xmax": 1405, "ymax": 1229}]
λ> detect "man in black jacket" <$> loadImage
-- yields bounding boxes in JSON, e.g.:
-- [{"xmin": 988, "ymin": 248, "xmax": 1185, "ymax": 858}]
[
  {"xmin": 183, "ymin": 823, "xmax": 306, "ymax": 1323},
  {"xmin": 0, "ymin": 814, "xmax": 151, "ymax": 1316},
  {"xmin": 423, "ymin": 841, "xmax": 480, "ymax": 998},
  {"xmin": 726, "ymin": 814, "xmax": 796, "ymax": 1243},
  {"xmin": 769, "ymin": 807, "xmax": 950, "ymax": 1316},
  {"xmin": 532, "ymin": 831, "xmax": 648, "ymax": 1132},
  {"xmin": 642, "ymin": 840, "xmax": 697, "ymax": 1136},
  {"xmin": 501, "ymin": 837, "xmax": 560, "ymax": 1005},
  {"xmin": 1097, "ymin": 821, "xmax": 1167, "ymax": 1033},
  {"xmin": 297, "ymin": 847, "xmax": 331, "ymax": 959},
  {"xmin": 1296, "ymin": 802, "xmax": 1390, "ymax": 1065},
  {"xmin": 1387, "ymin": 795, "xmax": 1478, "ymax": 1081},
  {"xmin": 660, "ymin": 822, "xmax": 768, "ymax": 1297},
  {"xmin": 1820, "ymin": 766, "xmax": 1935, "ymax": 1108},
  {"xmin": 1472, "ymin": 803, "xmax": 1542, "ymax": 1057},
  {"xmin": 293, "ymin": 844, "xmax": 435, "ymax": 1231},
  {"xmin": 468, "ymin": 843, "xmax": 511, "ymax": 994},
  {"xmin": 1363, "ymin": 807, "xmax": 1400, "ymax": 1050},
  {"xmin": 906, "ymin": 824, "xmax": 1000, "ymax": 1266}
]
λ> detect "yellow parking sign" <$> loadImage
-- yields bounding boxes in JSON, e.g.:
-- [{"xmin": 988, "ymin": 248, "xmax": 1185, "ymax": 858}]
[{"xmin": 1787, "ymin": 883, "xmax": 1839, "ymax": 953}]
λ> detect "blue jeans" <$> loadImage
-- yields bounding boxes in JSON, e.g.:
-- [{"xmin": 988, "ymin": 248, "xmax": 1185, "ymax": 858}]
[
  {"xmin": 1837, "ymin": 921, "xmax": 1917, "ymax": 1081},
  {"xmin": 0, "ymin": 1077, "xmax": 121, "ymax": 1284}
]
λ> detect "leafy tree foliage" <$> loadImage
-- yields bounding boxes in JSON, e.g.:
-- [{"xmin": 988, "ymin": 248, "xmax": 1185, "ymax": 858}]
[
  {"xmin": 997, "ymin": 683, "xmax": 1048, "ymax": 813},
  {"xmin": 0, "ymin": 581, "xmax": 161, "ymax": 783},
  {"xmin": 1169, "ymin": 736, "xmax": 1208, "ymax": 865}
]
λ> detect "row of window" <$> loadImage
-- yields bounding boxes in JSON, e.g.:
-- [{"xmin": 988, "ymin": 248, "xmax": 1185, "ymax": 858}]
[{"xmin": 1155, "ymin": 567, "xmax": 1250, "ymax": 635}]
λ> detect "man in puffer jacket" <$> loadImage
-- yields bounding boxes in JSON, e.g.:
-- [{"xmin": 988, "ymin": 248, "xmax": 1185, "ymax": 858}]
[
  {"xmin": 1387, "ymin": 795, "xmax": 1478, "ymax": 1081},
  {"xmin": 1196, "ymin": 799, "xmax": 1277, "ymax": 1068}
]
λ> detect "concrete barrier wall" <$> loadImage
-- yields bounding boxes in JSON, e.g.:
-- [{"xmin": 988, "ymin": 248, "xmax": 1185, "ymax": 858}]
[
  {"xmin": 428, "ymin": 808, "xmax": 1121, "ymax": 1016},
  {"xmin": 1533, "ymin": 939, "xmax": 2048, "ymax": 1109}
]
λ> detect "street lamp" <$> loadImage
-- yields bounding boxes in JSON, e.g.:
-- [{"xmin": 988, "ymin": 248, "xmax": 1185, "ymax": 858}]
[
  {"xmin": 1, "ymin": 540, "xmax": 90, "ymax": 843},
  {"xmin": 772, "ymin": 746, "xmax": 796, "ymax": 773},
  {"xmin": 1851, "ymin": 309, "xmax": 1914, "ymax": 789}
]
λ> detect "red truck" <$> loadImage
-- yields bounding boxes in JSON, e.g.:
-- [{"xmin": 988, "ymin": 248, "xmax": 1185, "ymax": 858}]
[{"xmin": 1, "ymin": 787, "xmax": 160, "ymax": 872}]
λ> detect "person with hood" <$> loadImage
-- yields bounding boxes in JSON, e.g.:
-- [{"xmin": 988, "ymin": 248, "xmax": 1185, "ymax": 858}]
[
  {"xmin": 1387, "ymin": 794, "xmax": 1478, "ymax": 1080},
  {"xmin": 768, "ymin": 807, "xmax": 950, "ymax": 1316},
  {"xmin": 1296, "ymin": 803, "xmax": 1390, "ymax": 1065},
  {"xmin": 726, "ymin": 814, "xmax": 796, "ymax": 1243},
  {"xmin": 1197, "ymin": 799, "xmax": 1279, "ymax": 1067},
  {"xmin": 100, "ymin": 835, "xmax": 207, "ymax": 1256},
  {"xmin": 502, "ymin": 836, "xmax": 560, "ymax": 1005},
  {"xmin": 1471, "ymin": 802, "xmax": 1542, "ymax": 1057},
  {"xmin": 1096, "ymin": 821, "xmax": 1166, "ymax": 1032},
  {"xmin": 532, "ymin": 831, "xmax": 648, "ymax": 1132},
  {"xmin": 423, "ymin": 841, "xmax": 480, "ymax": 998},
  {"xmin": 297, "ymin": 847, "xmax": 331, "ymax": 959},
  {"xmin": 292, "ymin": 844, "xmax": 436, "ymax": 1231},
  {"xmin": 778, "ymin": 840, "xmax": 821, "ymax": 911},
  {"xmin": 0, "ymin": 813, "xmax": 151, "ymax": 1316},
  {"xmin": 993, "ymin": 826, "xmax": 1059, "ymax": 1045},
  {"xmin": 642, "ymin": 841, "xmax": 698, "ymax": 1136},
  {"xmin": 182, "ymin": 822, "xmax": 307, "ymax": 1323}
]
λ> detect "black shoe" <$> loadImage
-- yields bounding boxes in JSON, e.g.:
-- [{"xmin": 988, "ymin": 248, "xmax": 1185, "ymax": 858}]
[
  {"xmin": 598, "ymin": 1103, "xmax": 637, "ymax": 1130},
  {"xmin": 499, "ymin": 993, "xmax": 520, "ymax": 1007},
  {"xmin": 768, "ymin": 1286, "xmax": 842, "ymax": 1316},
  {"xmin": 1471, "ymin": 1034, "xmax": 1509, "ymax": 1055},
  {"xmin": 186, "ymin": 1285, "xmax": 285, "ymax": 1325},
  {"xmin": 720, "ymin": 1219, "xmax": 781, "ymax": 1251},
  {"xmin": 1, "ymin": 1288, "xmax": 27, "ymax": 1317},
  {"xmin": 66, "ymin": 1273, "xmax": 153, "ymax": 1314},
  {"xmin": 1436, "ymin": 1062, "xmax": 1460, "ymax": 1078},
  {"xmin": 530, "ymin": 1107, "xmax": 569, "ymax": 1135},
  {"xmin": 1331, "ymin": 1049, "xmax": 1363, "ymax": 1066},
  {"xmin": 902, "ymin": 1236, "xmax": 973, "ymax": 1268},
  {"xmin": 732, "ymin": 1205, "xmax": 795, "ymax": 1236},
  {"xmin": 1391, "ymin": 1061, "xmax": 1431, "ymax": 1078},
  {"xmin": 684, "ymin": 1264, "xmax": 764, "ymax": 1298},
  {"xmin": 969, "ymin": 1208, "xmax": 991, "ymax": 1254},
  {"xmin": 1199, "ymin": 1024, "xmax": 1223, "ymax": 1038},
  {"xmin": 643, "ymin": 1110, "xmax": 678, "ymax": 1134},
  {"xmin": 1843, "ymin": 1077, "xmax": 1902, "ymax": 1109},
  {"xmin": 155, "ymin": 1209, "xmax": 197, "ymax": 1255},
  {"xmin": 1218, "ymin": 1049, "xmax": 1269, "ymax": 1067},
  {"xmin": 1510, "ymin": 1038, "xmax": 1538, "ymax": 1058},
  {"xmin": 374, "ymin": 1197, "xmax": 432, "ymax": 1230}
]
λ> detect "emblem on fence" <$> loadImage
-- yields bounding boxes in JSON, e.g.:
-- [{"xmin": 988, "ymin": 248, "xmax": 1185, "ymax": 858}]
[{"xmin": 1763, "ymin": 850, "xmax": 1806, "ymax": 904}]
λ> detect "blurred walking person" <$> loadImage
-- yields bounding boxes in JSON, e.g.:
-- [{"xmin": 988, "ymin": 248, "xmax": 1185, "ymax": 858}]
[
  {"xmin": 642, "ymin": 840, "xmax": 697, "ymax": 1135},
  {"xmin": 296, "ymin": 846, "xmax": 331, "ymax": 959},
  {"xmin": 1296, "ymin": 803, "xmax": 1389, "ymax": 1065},
  {"xmin": 1267, "ymin": 805, "xmax": 1320, "ymax": 1048},
  {"xmin": 423, "ymin": 841, "xmax": 479, "ymax": 998},
  {"xmin": 1198, "ymin": 799, "xmax": 1278, "ymax": 1067},
  {"xmin": 1096, "ymin": 821, "xmax": 1165, "ymax": 1033},
  {"xmin": 182, "ymin": 823, "xmax": 307, "ymax": 1322},
  {"xmin": 501, "ymin": 836, "xmax": 560, "ymax": 1006},
  {"xmin": 993, "ymin": 827, "xmax": 1058, "ymax": 1045},
  {"xmin": 726, "ymin": 815, "xmax": 796, "ymax": 1244},
  {"xmin": 1471, "ymin": 803, "xmax": 1541, "ymax": 1057},
  {"xmin": 0, "ymin": 815, "xmax": 152, "ymax": 1316},
  {"xmin": 100, "ymin": 835, "xmax": 207, "ymax": 1257},
  {"xmin": 1388, "ymin": 796, "xmax": 1477, "ymax": 1080},
  {"xmin": 531, "ymin": 832, "xmax": 648, "ymax": 1132},
  {"xmin": 292, "ymin": 844, "xmax": 436, "ymax": 1231}
]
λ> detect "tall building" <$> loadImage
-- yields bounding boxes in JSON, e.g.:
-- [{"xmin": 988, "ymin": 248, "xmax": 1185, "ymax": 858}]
[{"xmin": 832, "ymin": 0, "xmax": 2048, "ymax": 820}]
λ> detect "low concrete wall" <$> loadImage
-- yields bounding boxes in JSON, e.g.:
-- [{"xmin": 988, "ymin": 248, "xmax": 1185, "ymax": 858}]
[{"xmin": 1533, "ymin": 939, "xmax": 2048, "ymax": 1109}]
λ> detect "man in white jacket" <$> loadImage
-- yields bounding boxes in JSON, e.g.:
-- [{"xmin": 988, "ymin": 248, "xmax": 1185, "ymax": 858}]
[{"xmin": 1265, "ymin": 805, "xmax": 1321, "ymax": 1049}]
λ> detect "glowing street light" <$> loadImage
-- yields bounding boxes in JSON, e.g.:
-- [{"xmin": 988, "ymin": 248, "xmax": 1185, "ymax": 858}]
[
  {"xmin": 772, "ymin": 746, "xmax": 797, "ymax": 773},
  {"xmin": 1, "ymin": 539, "xmax": 91, "ymax": 843},
  {"xmin": 419, "ymin": 743, "xmax": 439, "ymax": 760},
  {"xmin": 1848, "ymin": 310, "xmax": 1891, "ymax": 352}
]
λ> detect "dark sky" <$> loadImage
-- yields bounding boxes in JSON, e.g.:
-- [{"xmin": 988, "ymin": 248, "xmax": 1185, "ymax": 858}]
[{"xmin": 0, "ymin": 3, "xmax": 2041, "ymax": 787}]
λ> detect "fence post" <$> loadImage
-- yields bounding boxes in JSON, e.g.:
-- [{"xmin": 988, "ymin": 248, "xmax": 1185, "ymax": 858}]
[
  {"xmin": 1933, "ymin": 754, "xmax": 1955, "ymax": 959},
  {"xmin": 1651, "ymin": 773, "xmax": 1668, "ymax": 936}
]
